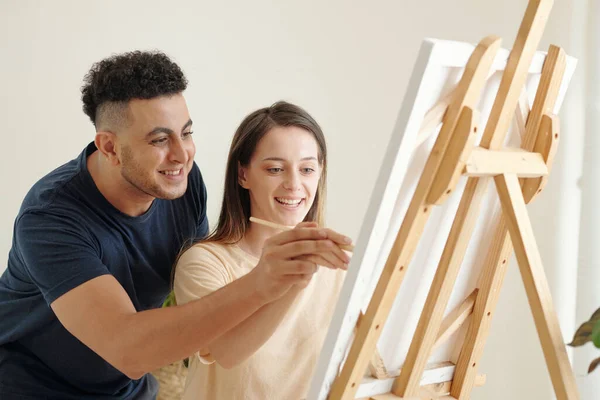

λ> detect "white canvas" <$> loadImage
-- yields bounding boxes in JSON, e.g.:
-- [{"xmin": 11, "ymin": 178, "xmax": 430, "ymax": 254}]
[{"xmin": 307, "ymin": 38, "xmax": 577, "ymax": 400}]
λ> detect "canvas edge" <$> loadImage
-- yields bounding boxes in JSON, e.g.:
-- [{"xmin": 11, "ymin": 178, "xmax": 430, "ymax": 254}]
[{"xmin": 306, "ymin": 38, "xmax": 442, "ymax": 400}]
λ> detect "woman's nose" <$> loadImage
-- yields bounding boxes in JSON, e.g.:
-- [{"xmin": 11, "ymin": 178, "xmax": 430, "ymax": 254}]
[{"xmin": 283, "ymin": 172, "xmax": 301, "ymax": 191}]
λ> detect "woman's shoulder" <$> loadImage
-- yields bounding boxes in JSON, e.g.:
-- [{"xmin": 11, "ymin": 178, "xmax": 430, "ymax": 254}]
[
  {"xmin": 181, "ymin": 241, "xmax": 234, "ymax": 261},
  {"xmin": 188, "ymin": 240, "xmax": 228, "ymax": 252},
  {"xmin": 181, "ymin": 241, "xmax": 253, "ymax": 266},
  {"xmin": 178, "ymin": 241, "xmax": 256, "ymax": 282}
]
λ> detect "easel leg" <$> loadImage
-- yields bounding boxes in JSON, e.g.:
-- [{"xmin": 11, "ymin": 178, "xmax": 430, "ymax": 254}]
[
  {"xmin": 494, "ymin": 173, "xmax": 579, "ymax": 400},
  {"xmin": 451, "ymin": 214, "xmax": 514, "ymax": 399},
  {"xmin": 451, "ymin": 38, "xmax": 567, "ymax": 400},
  {"xmin": 393, "ymin": 108, "xmax": 484, "ymax": 396}
]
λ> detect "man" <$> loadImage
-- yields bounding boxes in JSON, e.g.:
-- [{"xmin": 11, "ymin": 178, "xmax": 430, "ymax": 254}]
[{"xmin": 0, "ymin": 51, "xmax": 349, "ymax": 399}]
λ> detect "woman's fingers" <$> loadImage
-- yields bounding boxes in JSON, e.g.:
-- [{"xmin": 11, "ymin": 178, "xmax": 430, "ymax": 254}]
[
  {"xmin": 296, "ymin": 254, "xmax": 348, "ymax": 270},
  {"xmin": 261, "ymin": 225, "xmax": 352, "ymax": 275},
  {"xmin": 278, "ymin": 240, "xmax": 350, "ymax": 267},
  {"xmin": 280, "ymin": 260, "xmax": 318, "ymax": 276},
  {"xmin": 267, "ymin": 227, "xmax": 328, "ymax": 247},
  {"xmin": 268, "ymin": 226, "xmax": 352, "ymax": 249},
  {"xmin": 319, "ymin": 227, "xmax": 354, "ymax": 248}
]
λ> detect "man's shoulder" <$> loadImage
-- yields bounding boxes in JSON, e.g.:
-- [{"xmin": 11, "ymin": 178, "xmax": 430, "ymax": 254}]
[{"xmin": 20, "ymin": 151, "xmax": 87, "ymax": 216}]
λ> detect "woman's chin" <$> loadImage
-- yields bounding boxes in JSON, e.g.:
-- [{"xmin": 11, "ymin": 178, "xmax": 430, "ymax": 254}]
[
  {"xmin": 280, "ymin": 218, "xmax": 303, "ymax": 228},
  {"xmin": 272, "ymin": 213, "xmax": 307, "ymax": 228}
]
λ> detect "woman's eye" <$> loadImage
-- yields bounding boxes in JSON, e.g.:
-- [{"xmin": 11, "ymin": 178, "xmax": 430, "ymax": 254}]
[
  {"xmin": 301, "ymin": 167, "xmax": 316, "ymax": 174},
  {"xmin": 267, "ymin": 168, "xmax": 283, "ymax": 173}
]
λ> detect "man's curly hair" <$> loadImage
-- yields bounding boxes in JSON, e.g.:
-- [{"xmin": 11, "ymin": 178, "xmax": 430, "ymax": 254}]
[{"xmin": 81, "ymin": 50, "xmax": 188, "ymax": 128}]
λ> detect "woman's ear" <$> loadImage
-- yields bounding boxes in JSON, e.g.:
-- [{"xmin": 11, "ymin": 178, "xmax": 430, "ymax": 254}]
[{"xmin": 238, "ymin": 162, "xmax": 249, "ymax": 189}]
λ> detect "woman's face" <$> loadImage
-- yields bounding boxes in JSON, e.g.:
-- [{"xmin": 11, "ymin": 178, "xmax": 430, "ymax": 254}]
[{"xmin": 239, "ymin": 125, "xmax": 322, "ymax": 227}]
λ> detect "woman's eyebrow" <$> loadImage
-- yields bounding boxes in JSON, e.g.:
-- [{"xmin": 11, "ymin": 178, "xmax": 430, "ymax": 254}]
[{"xmin": 261, "ymin": 156, "xmax": 317, "ymax": 161}]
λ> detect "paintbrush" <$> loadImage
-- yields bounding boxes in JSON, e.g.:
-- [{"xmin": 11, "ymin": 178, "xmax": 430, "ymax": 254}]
[{"xmin": 249, "ymin": 216, "xmax": 354, "ymax": 252}]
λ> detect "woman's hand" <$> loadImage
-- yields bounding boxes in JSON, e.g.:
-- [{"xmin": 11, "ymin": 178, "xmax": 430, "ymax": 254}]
[{"xmin": 248, "ymin": 222, "xmax": 352, "ymax": 301}]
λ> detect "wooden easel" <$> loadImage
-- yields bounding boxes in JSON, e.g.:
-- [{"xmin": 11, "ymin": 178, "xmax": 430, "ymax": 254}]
[{"xmin": 326, "ymin": 0, "xmax": 579, "ymax": 399}]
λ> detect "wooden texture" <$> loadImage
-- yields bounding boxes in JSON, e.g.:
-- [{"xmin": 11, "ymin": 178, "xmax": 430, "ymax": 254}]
[
  {"xmin": 326, "ymin": 35, "xmax": 501, "ymax": 400},
  {"xmin": 464, "ymin": 147, "xmax": 548, "ymax": 178},
  {"xmin": 495, "ymin": 173, "xmax": 578, "ymax": 399},
  {"xmin": 522, "ymin": 114, "xmax": 560, "ymax": 203},
  {"xmin": 451, "ymin": 41, "xmax": 570, "ymax": 399}
]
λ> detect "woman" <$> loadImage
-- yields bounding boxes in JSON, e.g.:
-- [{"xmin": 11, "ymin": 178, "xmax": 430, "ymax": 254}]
[{"xmin": 173, "ymin": 101, "xmax": 349, "ymax": 399}]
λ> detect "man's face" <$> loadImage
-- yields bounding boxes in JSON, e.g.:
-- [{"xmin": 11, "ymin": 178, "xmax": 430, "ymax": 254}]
[{"xmin": 117, "ymin": 93, "xmax": 195, "ymax": 200}]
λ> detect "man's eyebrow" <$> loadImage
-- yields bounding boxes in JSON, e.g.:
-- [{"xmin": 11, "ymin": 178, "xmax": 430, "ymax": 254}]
[
  {"xmin": 182, "ymin": 119, "xmax": 193, "ymax": 131},
  {"xmin": 145, "ymin": 119, "xmax": 193, "ymax": 138},
  {"xmin": 146, "ymin": 127, "xmax": 174, "ymax": 138}
]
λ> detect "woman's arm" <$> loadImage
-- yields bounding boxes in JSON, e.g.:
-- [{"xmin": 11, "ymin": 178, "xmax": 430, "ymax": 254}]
[
  {"xmin": 174, "ymin": 246, "xmax": 310, "ymax": 369},
  {"xmin": 207, "ymin": 284, "xmax": 304, "ymax": 368},
  {"xmin": 174, "ymin": 227, "xmax": 350, "ymax": 369}
]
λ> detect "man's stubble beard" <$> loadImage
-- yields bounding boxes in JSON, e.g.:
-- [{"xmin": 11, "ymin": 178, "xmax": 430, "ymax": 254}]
[{"xmin": 120, "ymin": 145, "xmax": 186, "ymax": 201}]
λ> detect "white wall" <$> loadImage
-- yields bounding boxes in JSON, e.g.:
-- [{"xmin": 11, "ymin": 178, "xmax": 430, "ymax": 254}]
[{"xmin": 1, "ymin": 1, "xmax": 589, "ymax": 399}]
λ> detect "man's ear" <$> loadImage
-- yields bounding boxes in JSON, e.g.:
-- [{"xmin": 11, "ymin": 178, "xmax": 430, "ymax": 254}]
[
  {"xmin": 238, "ymin": 162, "xmax": 249, "ymax": 189},
  {"xmin": 95, "ymin": 131, "xmax": 120, "ymax": 166}
]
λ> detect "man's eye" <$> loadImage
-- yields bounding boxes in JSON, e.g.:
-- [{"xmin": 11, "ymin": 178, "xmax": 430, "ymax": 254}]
[
  {"xmin": 267, "ymin": 168, "xmax": 283, "ymax": 173},
  {"xmin": 183, "ymin": 131, "xmax": 194, "ymax": 138},
  {"xmin": 152, "ymin": 137, "xmax": 168, "ymax": 145}
]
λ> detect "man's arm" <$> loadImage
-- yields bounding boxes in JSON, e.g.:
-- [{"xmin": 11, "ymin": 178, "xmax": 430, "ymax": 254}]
[
  {"xmin": 51, "ymin": 227, "xmax": 347, "ymax": 379},
  {"xmin": 51, "ymin": 271, "xmax": 267, "ymax": 380}
]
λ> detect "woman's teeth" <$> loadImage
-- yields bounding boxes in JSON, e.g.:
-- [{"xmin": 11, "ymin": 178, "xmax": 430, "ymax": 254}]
[{"xmin": 276, "ymin": 198, "xmax": 302, "ymax": 205}]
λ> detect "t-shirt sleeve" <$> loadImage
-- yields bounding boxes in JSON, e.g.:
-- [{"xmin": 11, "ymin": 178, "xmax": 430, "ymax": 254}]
[
  {"xmin": 190, "ymin": 162, "xmax": 209, "ymax": 241},
  {"xmin": 196, "ymin": 211, "xmax": 209, "ymax": 241},
  {"xmin": 15, "ymin": 210, "xmax": 110, "ymax": 305},
  {"xmin": 173, "ymin": 244, "xmax": 232, "ymax": 364}
]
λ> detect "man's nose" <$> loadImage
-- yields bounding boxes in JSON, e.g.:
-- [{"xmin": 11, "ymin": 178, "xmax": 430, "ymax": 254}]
[{"xmin": 169, "ymin": 137, "xmax": 189, "ymax": 164}]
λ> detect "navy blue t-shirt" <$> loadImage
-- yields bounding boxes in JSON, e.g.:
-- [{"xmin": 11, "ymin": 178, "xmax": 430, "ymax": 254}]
[{"xmin": 0, "ymin": 142, "xmax": 208, "ymax": 399}]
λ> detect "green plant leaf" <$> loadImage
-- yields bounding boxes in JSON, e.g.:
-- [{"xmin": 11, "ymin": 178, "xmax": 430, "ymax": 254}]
[
  {"xmin": 162, "ymin": 291, "xmax": 177, "ymax": 308},
  {"xmin": 590, "ymin": 307, "xmax": 600, "ymax": 323},
  {"xmin": 589, "ymin": 357, "xmax": 600, "ymax": 374},
  {"xmin": 568, "ymin": 321, "xmax": 594, "ymax": 347},
  {"xmin": 592, "ymin": 320, "xmax": 600, "ymax": 349}
]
